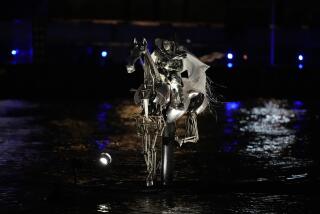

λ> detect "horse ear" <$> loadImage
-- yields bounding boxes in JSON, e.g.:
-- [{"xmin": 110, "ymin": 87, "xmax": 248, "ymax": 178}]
[
  {"xmin": 142, "ymin": 38, "xmax": 147, "ymax": 45},
  {"xmin": 133, "ymin": 38, "xmax": 137, "ymax": 45}
]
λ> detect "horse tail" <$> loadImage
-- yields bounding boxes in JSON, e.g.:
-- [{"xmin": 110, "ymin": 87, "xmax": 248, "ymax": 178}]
[{"xmin": 205, "ymin": 75, "xmax": 220, "ymax": 116}]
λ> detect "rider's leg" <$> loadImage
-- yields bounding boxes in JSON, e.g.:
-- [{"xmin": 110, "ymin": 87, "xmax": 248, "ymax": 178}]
[{"xmin": 170, "ymin": 74, "xmax": 184, "ymax": 109}]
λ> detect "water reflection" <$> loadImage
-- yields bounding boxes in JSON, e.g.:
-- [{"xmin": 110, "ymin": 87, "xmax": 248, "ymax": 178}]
[
  {"xmin": 97, "ymin": 203, "xmax": 111, "ymax": 213},
  {"xmin": 223, "ymin": 140, "xmax": 239, "ymax": 153},
  {"xmin": 95, "ymin": 102, "xmax": 113, "ymax": 152},
  {"xmin": 0, "ymin": 100, "xmax": 37, "ymax": 115},
  {"xmin": 0, "ymin": 100, "xmax": 42, "ymax": 209},
  {"xmin": 293, "ymin": 100, "xmax": 304, "ymax": 109},
  {"xmin": 225, "ymin": 101, "xmax": 241, "ymax": 111},
  {"xmin": 93, "ymin": 193, "xmax": 310, "ymax": 214},
  {"xmin": 244, "ymin": 136, "xmax": 296, "ymax": 158},
  {"xmin": 222, "ymin": 101, "xmax": 241, "ymax": 153},
  {"xmin": 109, "ymin": 195, "xmax": 209, "ymax": 214},
  {"xmin": 238, "ymin": 100, "xmax": 304, "ymax": 158},
  {"xmin": 286, "ymin": 173, "xmax": 308, "ymax": 180},
  {"xmin": 221, "ymin": 100, "xmax": 313, "ymax": 182},
  {"xmin": 0, "ymin": 98, "xmax": 318, "ymax": 213}
]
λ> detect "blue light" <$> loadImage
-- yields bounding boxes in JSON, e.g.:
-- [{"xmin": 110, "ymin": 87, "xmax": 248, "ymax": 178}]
[
  {"xmin": 227, "ymin": 53, "xmax": 234, "ymax": 60},
  {"xmin": 101, "ymin": 51, "xmax": 108, "ymax": 58},
  {"xmin": 225, "ymin": 102, "xmax": 240, "ymax": 111},
  {"xmin": 100, "ymin": 102, "xmax": 112, "ymax": 111},
  {"xmin": 11, "ymin": 49, "xmax": 18, "ymax": 56},
  {"xmin": 298, "ymin": 64, "xmax": 303, "ymax": 70},
  {"xmin": 227, "ymin": 62, "xmax": 233, "ymax": 68},
  {"xmin": 223, "ymin": 140, "xmax": 239, "ymax": 153},
  {"xmin": 95, "ymin": 140, "xmax": 110, "ymax": 152},
  {"xmin": 293, "ymin": 100, "xmax": 304, "ymax": 109},
  {"xmin": 298, "ymin": 54, "xmax": 304, "ymax": 61}
]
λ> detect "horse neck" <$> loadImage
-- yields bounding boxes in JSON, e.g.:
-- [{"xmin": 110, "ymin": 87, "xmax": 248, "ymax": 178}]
[{"xmin": 143, "ymin": 50, "xmax": 161, "ymax": 80}]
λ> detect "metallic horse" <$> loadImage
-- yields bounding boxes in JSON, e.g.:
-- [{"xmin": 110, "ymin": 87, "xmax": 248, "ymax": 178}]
[{"xmin": 126, "ymin": 38, "xmax": 213, "ymax": 186}]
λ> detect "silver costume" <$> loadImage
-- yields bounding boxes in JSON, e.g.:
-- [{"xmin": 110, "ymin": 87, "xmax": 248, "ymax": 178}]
[{"xmin": 152, "ymin": 39, "xmax": 186, "ymax": 109}]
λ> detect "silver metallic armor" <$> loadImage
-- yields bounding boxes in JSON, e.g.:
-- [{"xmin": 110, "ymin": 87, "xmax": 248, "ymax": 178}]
[{"xmin": 153, "ymin": 38, "xmax": 186, "ymax": 109}]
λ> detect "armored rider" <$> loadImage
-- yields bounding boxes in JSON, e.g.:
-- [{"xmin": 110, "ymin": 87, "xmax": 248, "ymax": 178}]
[{"xmin": 152, "ymin": 38, "xmax": 187, "ymax": 110}]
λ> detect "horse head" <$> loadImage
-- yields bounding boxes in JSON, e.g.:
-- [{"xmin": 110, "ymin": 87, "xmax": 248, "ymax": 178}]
[{"xmin": 126, "ymin": 38, "xmax": 148, "ymax": 73}]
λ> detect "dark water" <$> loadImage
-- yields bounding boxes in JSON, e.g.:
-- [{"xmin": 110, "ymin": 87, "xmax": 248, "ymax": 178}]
[{"xmin": 1, "ymin": 99, "xmax": 320, "ymax": 213}]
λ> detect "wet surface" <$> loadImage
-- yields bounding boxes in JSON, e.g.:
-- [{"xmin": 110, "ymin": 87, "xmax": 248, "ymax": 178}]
[{"xmin": 1, "ymin": 98, "xmax": 320, "ymax": 213}]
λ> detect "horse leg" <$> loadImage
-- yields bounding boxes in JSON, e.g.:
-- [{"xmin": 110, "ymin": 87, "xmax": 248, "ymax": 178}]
[{"xmin": 161, "ymin": 122, "xmax": 175, "ymax": 186}]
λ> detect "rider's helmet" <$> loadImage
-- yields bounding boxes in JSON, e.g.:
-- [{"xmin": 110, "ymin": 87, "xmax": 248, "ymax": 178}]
[
  {"xmin": 155, "ymin": 38, "xmax": 176, "ymax": 57},
  {"xmin": 162, "ymin": 40, "xmax": 176, "ymax": 54}
]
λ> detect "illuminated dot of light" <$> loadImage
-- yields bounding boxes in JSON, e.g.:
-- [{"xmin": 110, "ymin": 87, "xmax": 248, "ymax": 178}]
[
  {"xmin": 227, "ymin": 53, "xmax": 233, "ymax": 60},
  {"xmin": 11, "ymin": 49, "xmax": 18, "ymax": 56},
  {"xmin": 101, "ymin": 51, "xmax": 108, "ymax": 58}
]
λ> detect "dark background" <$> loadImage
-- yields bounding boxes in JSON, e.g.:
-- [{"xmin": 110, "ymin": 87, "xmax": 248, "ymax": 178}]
[{"xmin": 0, "ymin": 0, "xmax": 319, "ymax": 99}]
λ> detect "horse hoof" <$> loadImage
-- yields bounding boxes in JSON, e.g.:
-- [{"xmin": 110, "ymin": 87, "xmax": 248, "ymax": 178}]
[{"xmin": 146, "ymin": 180, "xmax": 154, "ymax": 187}]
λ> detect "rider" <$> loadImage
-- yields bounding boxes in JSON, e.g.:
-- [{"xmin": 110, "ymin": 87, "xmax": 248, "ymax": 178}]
[{"xmin": 153, "ymin": 38, "xmax": 187, "ymax": 110}]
